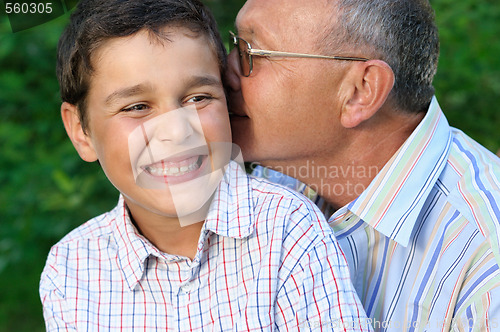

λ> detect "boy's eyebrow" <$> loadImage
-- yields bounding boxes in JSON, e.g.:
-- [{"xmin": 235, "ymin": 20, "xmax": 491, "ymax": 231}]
[
  {"xmin": 185, "ymin": 75, "xmax": 223, "ymax": 89},
  {"xmin": 104, "ymin": 84, "xmax": 153, "ymax": 106},
  {"xmin": 104, "ymin": 76, "xmax": 222, "ymax": 106}
]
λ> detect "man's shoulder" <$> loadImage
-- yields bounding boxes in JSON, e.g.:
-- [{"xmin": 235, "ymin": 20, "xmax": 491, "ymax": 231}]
[
  {"xmin": 248, "ymin": 173, "xmax": 321, "ymax": 212},
  {"xmin": 444, "ymin": 129, "xmax": 500, "ymax": 260},
  {"xmin": 449, "ymin": 129, "xmax": 500, "ymax": 167},
  {"xmin": 446, "ymin": 129, "xmax": 500, "ymax": 212}
]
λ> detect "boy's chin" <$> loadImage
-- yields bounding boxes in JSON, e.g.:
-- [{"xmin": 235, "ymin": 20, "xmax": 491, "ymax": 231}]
[
  {"xmin": 149, "ymin": 194, "xmax": 215, "ymax": 227},
  {"xmin": 174, "ymin": 201, "xmax": 214, "ymax": 228}
]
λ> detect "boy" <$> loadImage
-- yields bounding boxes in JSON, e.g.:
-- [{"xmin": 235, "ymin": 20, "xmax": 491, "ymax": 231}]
[{"xmin": 40, "ymin": 0, "xmax": 370, "ymax": 330}]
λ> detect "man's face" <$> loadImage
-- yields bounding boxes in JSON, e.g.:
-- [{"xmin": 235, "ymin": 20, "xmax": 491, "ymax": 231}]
[
  {"xmin": 226, "ymin": 0, "xmax": 349, "ymax": 165},
  {"xmin": 81, "ymin": 28, "xmax": 231, "ymax": 225}
]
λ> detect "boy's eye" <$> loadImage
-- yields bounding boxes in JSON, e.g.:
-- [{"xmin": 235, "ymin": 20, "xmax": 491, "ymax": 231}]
[
  {"xmin": 121, "ymin": 104, "xmax": 150, "ymax": 113},
  {"xmin": 185, "ymin": 95, "xmax": 213, "ymax": 104}
]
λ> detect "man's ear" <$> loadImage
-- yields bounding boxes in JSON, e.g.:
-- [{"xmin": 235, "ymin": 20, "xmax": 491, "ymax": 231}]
[
  {"xmin": 61, "ymin": 102, "xmax": 98, "ymax": 162},
  {"xmin": 340, "ymin": 60, "xmax": 394, "ymax": 128}
]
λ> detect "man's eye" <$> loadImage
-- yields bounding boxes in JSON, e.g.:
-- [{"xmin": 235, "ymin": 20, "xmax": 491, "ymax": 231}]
[{"xmin": 121, "ymin": 104, "xmax": 150, "ymax": 112}]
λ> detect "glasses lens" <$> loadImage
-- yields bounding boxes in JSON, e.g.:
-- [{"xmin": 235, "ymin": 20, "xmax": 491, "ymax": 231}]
[
  {"xmin": 237, "ymin": 38, "xmax": 251, "ymax": 77},
  {"xmin": 229, "ymin": 32, "xmax": 252, "ymax": 77}
]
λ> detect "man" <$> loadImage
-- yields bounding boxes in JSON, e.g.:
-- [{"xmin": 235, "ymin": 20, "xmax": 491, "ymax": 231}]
[{"xmin": 225, "ymin": 0, "xmax": 500, "ymax": 330}]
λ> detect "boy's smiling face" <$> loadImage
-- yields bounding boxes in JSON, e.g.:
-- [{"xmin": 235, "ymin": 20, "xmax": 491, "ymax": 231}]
[{"xmin": 63, "ymin": 28, "xmax": 231, "ymax": 226}]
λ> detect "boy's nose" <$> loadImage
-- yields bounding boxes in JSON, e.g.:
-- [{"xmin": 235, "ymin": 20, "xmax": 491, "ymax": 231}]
[{"xmin": 153, "ymin": 108, "xmax": 195, "ymax": 144}]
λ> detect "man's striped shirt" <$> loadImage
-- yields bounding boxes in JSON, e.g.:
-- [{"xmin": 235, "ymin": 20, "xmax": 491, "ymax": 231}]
[{"xmin": 254, "ymin": 97, "xmax": 500, "ymax": 330}]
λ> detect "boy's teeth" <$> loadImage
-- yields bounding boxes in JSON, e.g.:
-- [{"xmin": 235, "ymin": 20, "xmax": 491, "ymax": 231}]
[{"xmin": 146, "ymin": 157, "xmax": 201, "ymax": 177}]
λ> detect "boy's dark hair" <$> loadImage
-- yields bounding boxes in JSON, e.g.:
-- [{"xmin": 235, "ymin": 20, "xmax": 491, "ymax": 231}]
[{"xmin": 57, "ymin": 0, "xmax": 226, "ymax": 132}]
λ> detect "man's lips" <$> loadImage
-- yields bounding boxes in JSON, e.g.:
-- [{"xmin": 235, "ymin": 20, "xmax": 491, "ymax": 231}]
[
  {"xmin": 229, "ymin": 111, "xmax": 249, "ymax": 118},
  {"xmin": 227, "ymin": 92, "xmax": 249, "ymax": 118}
]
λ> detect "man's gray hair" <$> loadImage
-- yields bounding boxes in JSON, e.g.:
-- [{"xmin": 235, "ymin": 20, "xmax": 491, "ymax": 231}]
[{"xmin": 325, "ymin": 0, "xmax": 439, "ymax": 113}]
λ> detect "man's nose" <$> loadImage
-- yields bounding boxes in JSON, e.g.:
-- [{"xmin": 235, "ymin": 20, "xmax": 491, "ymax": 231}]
[{"xmin": 224, "ymin": 48, "xmax": 242, "ymax": 93}]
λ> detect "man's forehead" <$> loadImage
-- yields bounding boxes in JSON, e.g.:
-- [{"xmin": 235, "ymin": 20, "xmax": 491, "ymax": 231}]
[
  {"xmin": 235, "ymin": 0, "xmax": 332, "ymax": 49},
  {"xmin": 235, "ymin": 0, "xmax": 332, "ymax": 32}
]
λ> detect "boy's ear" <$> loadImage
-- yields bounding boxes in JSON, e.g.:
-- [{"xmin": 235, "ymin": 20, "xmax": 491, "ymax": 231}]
[
  {"xmin": 340, "ymin": 60, "xmax": 395, "ymax": 128},
  {"xmin": 61, "ymin": 102, "xmax": 98, "ymax": 162}
]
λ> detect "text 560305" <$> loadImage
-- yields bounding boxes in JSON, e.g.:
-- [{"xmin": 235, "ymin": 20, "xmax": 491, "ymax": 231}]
[{"xmin": 5, "ymin": 2, "xmax": 53, "ymax": 14}]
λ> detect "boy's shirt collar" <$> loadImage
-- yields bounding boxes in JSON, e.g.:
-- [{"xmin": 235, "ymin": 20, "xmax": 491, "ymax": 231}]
[
  {"xmin": 203, "ymin": 161, "xmax": 255, "ymax": 239},
  {"xmin": 112, "ymin": 198, "xmax": 153, "ymax": 291},
  {"xmin": 112, "ymin": 160, "xmax": 254, "ymax": 291}
]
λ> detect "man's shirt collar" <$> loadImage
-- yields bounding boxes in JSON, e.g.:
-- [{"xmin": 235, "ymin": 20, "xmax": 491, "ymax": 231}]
[{"xmin": 341, "ymin": 97, "xmax": 452, "ymax": 246}]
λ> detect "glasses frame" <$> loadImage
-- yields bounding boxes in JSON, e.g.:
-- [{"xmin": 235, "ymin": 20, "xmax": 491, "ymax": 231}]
[{"xmin": 230, "ymin": 31, "xmax": 370, "ymax": 77}]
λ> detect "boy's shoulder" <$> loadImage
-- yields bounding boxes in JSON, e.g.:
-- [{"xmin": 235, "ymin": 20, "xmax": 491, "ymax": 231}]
[
  {"xmin": 53, "ymin": 200, "xmax": 120, "ymax": 248},
  {"xmin": 246, "ymin": 170, "xmax": 333, "ymax": 236},
  {"xmin": 206, "ymin": 161, "xmax": 335, "ymax": 241},
  {"xmin": 249, "ymin": 173, "xmax": 319, "ymax": 208},
  {"xmin": 41, "ymin": 200, "xmax": 123, "ymax": 285}
]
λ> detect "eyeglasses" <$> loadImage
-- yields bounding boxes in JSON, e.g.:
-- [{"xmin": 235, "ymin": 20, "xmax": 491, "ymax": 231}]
[{"xmin": 229, "ymin": 31, "xmax": 370, "ymax": 77}]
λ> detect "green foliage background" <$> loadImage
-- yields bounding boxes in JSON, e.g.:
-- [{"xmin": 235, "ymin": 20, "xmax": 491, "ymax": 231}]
[{"xmin": 0, "ymin": 1, "xmax": 498, "ymax": 330}]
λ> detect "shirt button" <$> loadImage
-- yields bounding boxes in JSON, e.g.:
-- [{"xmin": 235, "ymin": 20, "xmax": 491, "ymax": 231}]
[{"xmin": 179, "ymin": 282, "xmax": 195, "ymax": 293}]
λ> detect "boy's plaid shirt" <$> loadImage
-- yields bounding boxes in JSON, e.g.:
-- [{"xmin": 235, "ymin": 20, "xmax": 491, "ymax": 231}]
[{"xmin": 40, "ymin": 161, "xmax": 370, "ymax": 331}]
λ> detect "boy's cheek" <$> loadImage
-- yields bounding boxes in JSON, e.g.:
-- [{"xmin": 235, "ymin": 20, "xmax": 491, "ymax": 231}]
[{"xmin": 198, "ymin": 109, "xmax": 232, "ymax": 142}]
